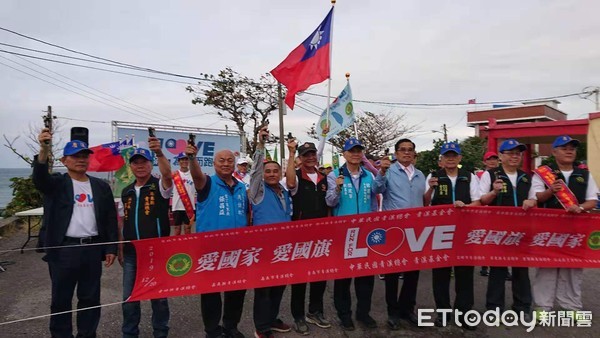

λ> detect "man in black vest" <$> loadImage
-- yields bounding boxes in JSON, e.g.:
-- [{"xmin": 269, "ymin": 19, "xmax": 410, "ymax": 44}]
[
  {"xmin": 530, "ymin": 135, "xmax": 599, "ymax": 315},
  {"xmin": 479, "ymin": 139, "xmax": 536, "ymax": 319},
  {"xmin": 119, "ymin": 140, "xmax": 173, "ymax": 338},
  {"xmin": 424, "ymin": 142, "xmax": 481, "ymax": 330},
  {"xmin": 285, "ymin": 141, "xmax": 331, "ymax": 335},
  {"xmin": 34, "ymin": 129, "xmax": 118, "ymax": 338}
]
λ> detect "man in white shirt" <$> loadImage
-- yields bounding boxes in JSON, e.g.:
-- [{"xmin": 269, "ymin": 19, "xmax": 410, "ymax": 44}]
[
  {"xmin": 478, "ymin": 139, "xmax": 536, "ymax": 320},
  {"xmin": 171, "ymin": 152, "xmax": 196, "ymax": 235},
  {"xmin": 529, "ymin": 135, "xmax": 599, "ymax": 315},
  {"xmin": 33, "ymin": 130, "xmax": 118, "ymax": 338},
  {"xmin": 233, "ymin": 158, "xmax": 251, "ymax": 188},
  {"xmin": 424, "ymin": 142, "xmax": 481, "ymax": 330}
]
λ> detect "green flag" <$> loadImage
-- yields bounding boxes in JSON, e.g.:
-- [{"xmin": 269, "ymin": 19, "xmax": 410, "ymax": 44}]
[
  {"xmin": 273, "ymin": 147, "xmax": 278, "ymax": 163},
  {"xmin": 332, "ymin": 153, "xmax": 340, "ymax": 169},
  {"xmin": 113, "ymin": 147, "xmax": 136, "ymax": 197},
  {"xmin": 265, "ymin": 148, "xmax": 272, "ymax": 161}
]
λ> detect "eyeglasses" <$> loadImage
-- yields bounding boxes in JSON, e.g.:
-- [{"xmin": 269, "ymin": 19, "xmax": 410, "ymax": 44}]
[{"xmin": 396, "ymin": 147, "xmax": 414, "ymax": 153}]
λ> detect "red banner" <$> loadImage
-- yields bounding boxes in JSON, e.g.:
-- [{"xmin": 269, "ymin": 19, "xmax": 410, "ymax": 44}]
[{"xmin": 129, "ymin": 206, "xmax": 600, "ymax": 301}]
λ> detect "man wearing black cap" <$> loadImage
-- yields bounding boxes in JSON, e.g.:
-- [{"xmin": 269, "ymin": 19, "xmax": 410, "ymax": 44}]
[
  {"xmin": 285, "ymin": 141, "xmax": 331, "ymax": 335},
  {"xmin": 530, "ymin": 135, "xmax": 599, "ymax": 316},
  {"xmin": 33, "ymin": 128, "xmax": 118, "ymax": 338},
  {"xmin": 326, "ymin": 137, "xmax": 378, "ymax": 331},
  {"xmin": 479, "ymin": 139, "xmax": 536, "ymax": 320},
  {"xmin": 119, "ymin": 137, "xmax": 173, "ymax": 338}
]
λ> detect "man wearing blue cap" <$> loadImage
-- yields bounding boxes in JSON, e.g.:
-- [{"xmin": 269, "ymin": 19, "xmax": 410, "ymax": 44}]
[
  {"xmin": 530, "ymin": 135, "xmax": 599, "ymax": 316},
  {"xmin": 424, "ymin": 142, "xmax": 481, "ymax": 330},
  {"xmin": 326, "ymin": 137, "xmax": 378, "ymax": 331},
  {"xmin": 479, "ymin": 139, "xmax": 536, "ymax": 320},
  {"xmin": 119, "ymin": 136, "xmax": 173, "ymax": 338},
  {"xmin": 171, "ymin": 152, "xmax": 196, "ymax": 235},
  {"xmin": 34, "ymin": 128, "xmax": 118, "ymax": 338}
]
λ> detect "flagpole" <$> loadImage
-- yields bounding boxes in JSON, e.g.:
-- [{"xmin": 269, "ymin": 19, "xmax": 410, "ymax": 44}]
[
  {"xmin": 346, "ymin": 72, "xmax": 358, "ymax": 138},
  {"xmin": 326, "ymin": 0, "xmax": 336, "ymax": 127}
]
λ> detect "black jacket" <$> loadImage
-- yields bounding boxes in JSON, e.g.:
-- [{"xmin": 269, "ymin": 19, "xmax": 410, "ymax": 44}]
[
  {"xmin": 292, "ymin": 168, "xmax": 329, "ymax": 220},
  {"xmin": 121, "ymin": 176, "xmax": 170, "ymax": 255},
  {"xmin": 32, "ymin": 156, "xmax": 118, "ymax": 261},
  {"xmin": 431, "ymin": 168, "xmax": 472, "ymax": 205}
]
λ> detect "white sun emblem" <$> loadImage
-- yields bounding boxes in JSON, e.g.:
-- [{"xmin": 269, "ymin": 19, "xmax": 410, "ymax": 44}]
[
  {"xmin": 370, "ymin": 232, "xmax": 384, "ymax": 244},
  {"xmin": 309, "ymin": 26, "xmax": 324, "ymax": 50}
]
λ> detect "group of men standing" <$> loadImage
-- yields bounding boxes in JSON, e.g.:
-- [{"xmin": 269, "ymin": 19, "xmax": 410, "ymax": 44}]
[{"xmin": 33, "ymin": 125, "xmax": 598, "ymax": 338}]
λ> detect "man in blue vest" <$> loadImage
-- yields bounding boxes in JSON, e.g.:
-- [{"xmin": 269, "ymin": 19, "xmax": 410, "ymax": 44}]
[
  {"xmin": 423, "ymin": 142, "xmax": 481, "ymax": 330},
  {"xmin": 530, "ymin": 135, "xmax": 599, "ymax": 316},
  {"xmin": 188, "ymin": 143, "xmax": 248, "ymax": 338},
  {"xmin": 326, "ymin": 137, "xmax": 378, "ymax": 331},
  {"xmin": 373, "ymin": 138, "xmax": 426, "ymax": 330},
  {"xmin": 479, "ymin": 139, "xmax": 536, "ymax": 320},
  {"xmin": 248, "ymin": 126, "xmax": 293, "ymax": 338},
  {"xmin": 120, "ymin": 141, "xmax": 173, "ymax": 338}
]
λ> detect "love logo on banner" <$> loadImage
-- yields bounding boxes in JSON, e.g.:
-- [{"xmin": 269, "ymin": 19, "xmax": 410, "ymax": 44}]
[{"xmin": 129, "ymin": 206, "xmax": 600, "ymax": 301}]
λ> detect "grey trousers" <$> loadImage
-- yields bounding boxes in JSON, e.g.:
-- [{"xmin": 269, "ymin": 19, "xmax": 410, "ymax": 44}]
[{"xmin": 532, "ymin": 268, "xmax": 583, "ymax": 311}]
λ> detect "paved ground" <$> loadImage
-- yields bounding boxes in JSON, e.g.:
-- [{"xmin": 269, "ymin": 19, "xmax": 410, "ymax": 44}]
[{"xmin": 0, "ymin": 223, "xmax": 597, "ymax": 338}]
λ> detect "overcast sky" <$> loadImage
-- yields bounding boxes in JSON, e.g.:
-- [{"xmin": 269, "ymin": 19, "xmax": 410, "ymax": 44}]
[{"xmin": 1, "ymin": 0, "xmax": 599, "ymax": 168}]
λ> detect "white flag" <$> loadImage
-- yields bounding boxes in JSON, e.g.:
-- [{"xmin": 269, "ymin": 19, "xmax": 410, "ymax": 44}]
[{"xmin": 316, "ymin": 83, "xmax": 354, "ymax": 141}]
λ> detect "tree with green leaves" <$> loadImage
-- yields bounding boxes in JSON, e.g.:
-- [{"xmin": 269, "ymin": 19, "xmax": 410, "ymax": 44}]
[
  {"xmin": 186, "ymin": 68, "xmax": 279, "ymax": 156},
  {"xmin": 307, "ymin": 111, "xmax": 418, "ymax": 157},
  {"xmin": 3, "ymin": 177, "xmax": 42, "ymax": 217}
]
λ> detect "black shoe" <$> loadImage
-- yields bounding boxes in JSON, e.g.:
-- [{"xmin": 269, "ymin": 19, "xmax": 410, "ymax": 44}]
[
  {"xmin": 357, "ymin": 315, "xmax": 377, "ymax": 329},
  {"xmin": 399, "ymin": 312, "xmax": 420, "ymax": 327},
  {"xmin": 387, "ymin": 318, "xmax": 401, "ymax": 331},
  {"xmin": 339, "ymin": 317, "xmax": 355, "ymax": 331},
  {"xmin": 480, "ymin": 267, "xmax": 489, "ymax": 276},
  {"xmin": 223, "ymin": 327, "xmax": 245, "ymax": 338}
]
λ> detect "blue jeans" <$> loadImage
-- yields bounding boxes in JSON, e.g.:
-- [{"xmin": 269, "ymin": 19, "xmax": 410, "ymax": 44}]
[{"xmin": 122, "ymin": 253, "xmax": 169, "ymax": 338}]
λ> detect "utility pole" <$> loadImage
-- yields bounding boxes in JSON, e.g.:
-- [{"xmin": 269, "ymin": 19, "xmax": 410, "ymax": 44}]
[
  {"xmin": 42, "ymin": 105, "xmax": 56, "ymax": 172},
  {"xmin": 442, "ymin": 123, "xmax": 448, "ymax": 142},
  {"xmin": 277, "ymin": 83, "xmax": 285, "ymax": 167}
]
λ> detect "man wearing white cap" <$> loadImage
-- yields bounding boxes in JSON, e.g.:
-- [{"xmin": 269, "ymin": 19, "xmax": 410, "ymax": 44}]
[
  {"xmin": 233, "ymin": 157, "xmax": 251, "ymax": 189},
  {"xmin": 171, "ymin": 152, "xmax": 196, "ymax": 235}
]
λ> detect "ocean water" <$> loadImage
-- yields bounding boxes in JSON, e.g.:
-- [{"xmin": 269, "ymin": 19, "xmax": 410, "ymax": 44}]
[
  {"xmin": 0, "ymin": 168, "xmax": 110, "ymax": 210},
  {"xmin": 0, "ymin": 168, "xmax": 32, "ymax": 210}
]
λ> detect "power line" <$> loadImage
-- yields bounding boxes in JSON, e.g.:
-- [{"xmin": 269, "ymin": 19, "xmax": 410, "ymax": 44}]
[
  {"xmin": 0, "ymin": 59, "xmax": 157, "ymax": 122},
  {"xmin": 1, "ymin": 55, "xmax": 172, "ymax": 121},
  {"xmin": 0, "ymin": 27, "xmax": 212, "ymax": 82},
  {"xmin": 1, "ymin": 27, "xmax": 596, "ymax": 109},
  {"xmin": 13, "ymin": 54, "xmax": 174, "ymax": 121},
  {"xmin": 301, "ymin": 91, "xmax": 587, "ymax": 107},
  {"xmin": 0, "ymin": 49, "xmax": 195, "ymax": 85}
]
